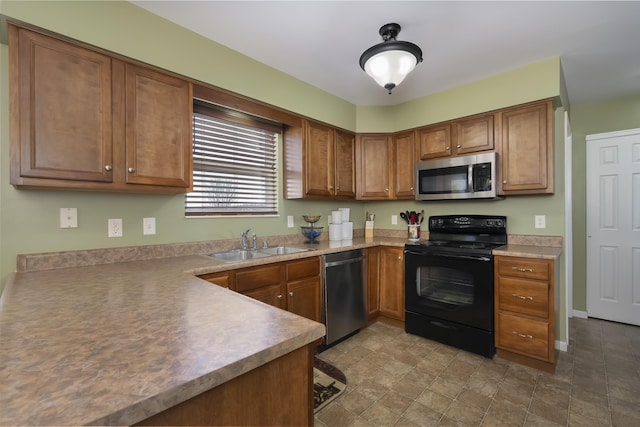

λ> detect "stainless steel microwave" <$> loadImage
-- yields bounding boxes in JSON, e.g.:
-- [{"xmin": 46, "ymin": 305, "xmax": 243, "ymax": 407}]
[{"xmin": 415, "ymin": 152, "xmax": 499, "ymax": 201}]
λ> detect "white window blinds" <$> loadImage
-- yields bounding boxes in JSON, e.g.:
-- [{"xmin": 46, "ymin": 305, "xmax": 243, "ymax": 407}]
[{"xmin": 186, "ymin": 103, "xmax": 280, "ymax": 216}]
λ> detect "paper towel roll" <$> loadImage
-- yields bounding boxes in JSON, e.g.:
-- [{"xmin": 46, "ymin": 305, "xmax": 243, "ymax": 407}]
[
  {"xmin": 329, "ymin": 223, "xmax": 342, "ymax": 241},
  {"xmin": 331, "ymin": 210, "xmax": 342, "ymax": 224},
  {"xmin": 341, "ymin": 221, "xmax": 353, "ymax": 240},
  {"xmin": 339, "ymin": 208, "xmax": 350, "ymax": 222}
]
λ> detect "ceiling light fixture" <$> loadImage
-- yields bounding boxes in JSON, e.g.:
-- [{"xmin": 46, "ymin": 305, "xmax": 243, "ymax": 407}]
[{"xmin": 359, "ymin": 23, "xmax": 423, "ymax": 94}]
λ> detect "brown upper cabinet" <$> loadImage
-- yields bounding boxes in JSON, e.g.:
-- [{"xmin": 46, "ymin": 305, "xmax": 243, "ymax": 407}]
[
  {"xmin": 392, "ymin": 130, "xmax": 416, "ymax": 199},
  {"xmin": 8, "ymin": 24, "xmax": 192, "ymax": 193},
  {"xmin": 283, "ymin": 119, "xmax": 355, "ymax": 199},
  {"xmin": 498, "ymin": 100, "xmax": 554, "ymax": 195},
  {"xmin": 355, "ymin": 134, "xmax": 393, "ymax": 200},
  {"xmin": 416, "ymin": 123, "xmax": 452, "ymax": 160},
  {"xmin": 416, "ymin": 112, "xmax": 496, "ymax": 161},
  {"xmin": 453, "ymin": 113, "xmax": 496, "ymax": 155}
]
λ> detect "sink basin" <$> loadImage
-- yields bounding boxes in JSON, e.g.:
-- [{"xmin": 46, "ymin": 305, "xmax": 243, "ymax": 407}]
[
  {"xmin": 207, "ymin": 249, "xmax": 272, "ymax": 262},
  {"xmin": 258, "ymin": 246, "xmax": 310, "ymax": 255}
]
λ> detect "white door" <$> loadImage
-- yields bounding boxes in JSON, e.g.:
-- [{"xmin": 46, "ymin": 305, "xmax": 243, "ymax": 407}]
[{"xmin": 586, "ymin": 128, "xmax": 640, "ymax": 326}]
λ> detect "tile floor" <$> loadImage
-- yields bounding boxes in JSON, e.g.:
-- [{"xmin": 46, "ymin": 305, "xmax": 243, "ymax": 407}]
[{"xmin": 314, "ymin": 317, "xmax": 640, "ymax": 427}]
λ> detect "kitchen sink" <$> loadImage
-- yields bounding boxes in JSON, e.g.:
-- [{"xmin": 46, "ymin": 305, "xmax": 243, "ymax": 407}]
[
  {"xmin": 207, "ymin": 249, "xmax": 272, "ymax": 262},
  {"xmin": 258, "ymin": 246, "xmax": 310, "ymax": 255}
]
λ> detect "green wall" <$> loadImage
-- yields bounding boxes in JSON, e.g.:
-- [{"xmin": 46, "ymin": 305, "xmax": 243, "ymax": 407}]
[
  {"xmin": 569, "ymin": 93, "xmax": 640, "ymax": 312},
  {"xmin": 0, "ymin": 0, "xmax": 570, "ymax": 341}
]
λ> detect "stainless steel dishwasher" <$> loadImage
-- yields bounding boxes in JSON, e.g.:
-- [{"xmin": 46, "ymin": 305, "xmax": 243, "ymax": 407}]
[{"xmin": 323, "ymin": 249, "xmax": 367, "ymax": 345}]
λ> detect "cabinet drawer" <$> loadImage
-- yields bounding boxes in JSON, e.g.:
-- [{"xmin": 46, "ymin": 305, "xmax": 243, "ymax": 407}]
[
  {"xmin": 497, "ymin": 313, "xmax": 550, "ymax": 360},
  {"xmin": 497, "ymin": 257, "xmax": 550, "ymax": 280},
  {"xmin": 235, "ymin": 264, "xmax": 284, "ymax": 292},
  {"xmin": 286, "ymin": 257, "xmax": 320, "ymax": 281},
  {"xmin": 498, "ymin": 276, "xmax": 549, "ymax": 318}
]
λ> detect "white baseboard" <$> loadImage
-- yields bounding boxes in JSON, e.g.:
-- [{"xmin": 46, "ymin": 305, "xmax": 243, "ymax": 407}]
[
  {"xmin": 555, "ymin": 340, "xmax": 568, "ymax": 352},
  {"xmin": 573, "ymin": 310, "xmax": 588, "ymax": 319}
]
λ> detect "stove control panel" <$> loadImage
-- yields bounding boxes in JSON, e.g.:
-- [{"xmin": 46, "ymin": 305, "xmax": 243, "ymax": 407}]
[{"xmin": 429, "ymin": 215, "xmax": 506, "ymax": 234}]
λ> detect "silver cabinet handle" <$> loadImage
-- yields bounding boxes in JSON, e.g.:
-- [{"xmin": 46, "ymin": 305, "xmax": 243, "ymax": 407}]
[
  {"xmin": 104, "ymin": 165, "xmax": 112, "ymax": 171},
  {"xmin": 511, "ymin": 293, "xmax": 534, "ymax": 301},
  {"xmin": 277, "ymin": 294, "xmax": 283, "ymax": 300},
  {"xmin": 384, "ymin": 188, "xmax": 389, "ymax": 192},
  {"xmin": 289, "ymin": 291, "xmax": 294, "ymax": 297},
  {"xmin": 457, "ymin": 144, "xmax": 461, "ymax": 148},
  {"xmin": 410, "ymin": 186, "xmax": 414, "ymax": 191},
  {"xmin": 511, "ymin": 267, "xmax": 533, "ymax": 272},
  {"xmin": 127, "ymin": 167, "xmax": 135, "ymax": 173},
  {"xmin": 503, "ymin": 180, "xmax": 507, "ymax": 184},
  {"xmin": 445, "ymin": 146, "xmax": 450, "ymax": 150},
  {"xmin": 511, "ymin": 331, "xmax": 533, "ymax": 339}
]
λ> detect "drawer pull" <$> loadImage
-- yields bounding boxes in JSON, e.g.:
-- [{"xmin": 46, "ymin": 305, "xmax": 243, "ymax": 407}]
[
  {"xmin": 511, "ymin": 267, "xmax": 533, "ymax": 272},
  {"xmin": 511, "ymin": 293, "xmax": 534, "ymax": 301},
  {"xmin": 511, "ymin": 331, "xmax": 533, "ymax": 339}
]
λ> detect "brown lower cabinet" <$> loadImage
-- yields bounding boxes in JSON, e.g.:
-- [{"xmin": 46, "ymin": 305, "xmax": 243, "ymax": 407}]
[
  {"xmin": 366, "ymin": 247, "xmax": 381, "ymax": 320},
  {"xmin": 198, "ymin": 257, "xmax": 322, "ymax": 323},
  {"xmin": 366, "ymin": 246, "xmax": 404, "ymax": 322},
  {"xmin": 135, "ymin": 341, "xmax": 316, "ymax": 426},
  {"xmin": 494, "ymin": 255, "xmax": 556, "ymax": 372}
]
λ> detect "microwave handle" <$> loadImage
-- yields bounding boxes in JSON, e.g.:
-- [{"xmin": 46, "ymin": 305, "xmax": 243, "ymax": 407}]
[{"xmin": 468, "ymin": 165, "xmax": 474, "ymax": 192}]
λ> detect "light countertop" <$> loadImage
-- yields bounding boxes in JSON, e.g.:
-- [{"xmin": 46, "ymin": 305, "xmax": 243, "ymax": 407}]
[
  {"xmin": 0, "ymin": 235, "xmax": 559, "ymax": 425},
  {"xmin": 0, "ymin": 254, "xmax": 327, "ymax": 425}
]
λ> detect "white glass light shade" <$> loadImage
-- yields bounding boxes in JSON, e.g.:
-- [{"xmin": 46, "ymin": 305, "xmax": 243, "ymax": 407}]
[{"xmin": 363, "ymin": 50, "xmax": 419, "ymax": 89}]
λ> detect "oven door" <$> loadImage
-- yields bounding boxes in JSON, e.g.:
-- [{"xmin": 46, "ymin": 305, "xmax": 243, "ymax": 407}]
[{"xmin": 404, "ymin": 248, "xmax": 494, "ymax": 331}]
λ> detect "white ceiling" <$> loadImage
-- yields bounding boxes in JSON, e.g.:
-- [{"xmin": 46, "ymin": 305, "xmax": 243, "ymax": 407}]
[{"xmin": 131, "ymin": 1, "xmax": 640, "ymax": 106}]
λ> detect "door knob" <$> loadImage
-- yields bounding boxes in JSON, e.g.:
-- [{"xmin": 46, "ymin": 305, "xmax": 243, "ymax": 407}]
[
  {"xmin": 104, "ymin": 165, "xmax": 112, "ymax": 171},
  {"xmin": 128, "ymin": 167, "xmax": 135, "ymax": 173}
]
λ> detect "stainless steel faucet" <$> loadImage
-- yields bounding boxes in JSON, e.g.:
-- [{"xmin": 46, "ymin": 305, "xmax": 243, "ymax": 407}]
[
  {"xmin": 241, "ymin": 229, "xmax": 251, "ymax": 250},
  {"xmin": 252, "ymin": 233, "xmax": 258, "ymax": 250}
]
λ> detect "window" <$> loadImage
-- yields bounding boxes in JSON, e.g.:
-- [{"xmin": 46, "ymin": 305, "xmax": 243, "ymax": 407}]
[{"xmin": 186, "ymin": 102, "xmax": 280, "ymax": 216}]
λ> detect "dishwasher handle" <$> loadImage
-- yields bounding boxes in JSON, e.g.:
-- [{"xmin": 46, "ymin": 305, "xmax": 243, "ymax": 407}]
[{"xmin": 324, "ymin": 256, "xmax": 363, "ymax": 268}]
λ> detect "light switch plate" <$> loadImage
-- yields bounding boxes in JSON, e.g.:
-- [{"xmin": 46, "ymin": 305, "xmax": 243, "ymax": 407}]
[
  {"xmin": 143, "ymin": 217, "xmax": 156, "ymax": 235},
  {"xmin": 287, "ymin": 215, "xmax": 294, "ymax": 228},
  {"xmin": 60, "ymin": 208, "xmax": 78, "ymax": 228},
  {"xmin": 535, "ymin": 215, "xmax": 546, "ymax": 229},
  {"xmin": 391, "ymin": 214, "xmax": 398, "ymax": 225}
]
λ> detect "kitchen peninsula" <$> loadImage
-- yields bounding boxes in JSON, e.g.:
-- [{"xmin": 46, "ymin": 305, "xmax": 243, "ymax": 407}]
[{"xmin": 0, "ymin": 250, "xmax": 328, "ymax": 426}]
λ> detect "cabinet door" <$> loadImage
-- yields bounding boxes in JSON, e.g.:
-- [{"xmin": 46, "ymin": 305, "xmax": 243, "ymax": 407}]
[
  {"xmin": 124, "ymin": 63, "xmax": 192, "ymax": 188},
  {"xmin": 500, "ymin": 100, "xmax": 553, "ymax": 194},
  {"xmin": 453, "ymin": 113, "xmax": 495, "ymax": 155},
  {"xmin": 198, "ymin": 271, "xmax": 235, "ymax": 290},
  {"xmin": 10, "ymin": 26, "xmax": 113, "ymax": 183},
  {"xmin": 243, "ymin": 284, "xmax": 286, "ymax": 310},
  {"xmin": 393, "ymin": 131, "xmax": 416, "ymax": 199},
  {"xmin": 303, "ymin": 120, "xmax": 334, "ymax": 197},
  {"xmin": 356, "ymin": 134, "xmax": 392, "ymax": 200},
  {"xmin": 287, "ymin": 277, "xmax": 322, "ymax": 322},
  {"xmin": 334, "ymin": 129, "xmax": 355, "ymax": 198},
  {"xmin": 416, "ymin": 124, "xmax": 452, "ymax": 160},
  {"xmin": 379, "ymin": 247, "xmax": 405, "ymax": 320},
  {"xmin": 366, "ymin": 247, "xmax": 381, "ymax": 318}
]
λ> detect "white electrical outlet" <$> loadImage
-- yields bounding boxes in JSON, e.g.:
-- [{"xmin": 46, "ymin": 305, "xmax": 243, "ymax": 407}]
[
  {"xmin": 108, "ymin": 218, "xmax": 123, "ymax": 237},
  {"xmin": 59, "ymin": 208, "xmax": 78, "ymax": 228},
  {"xmin": 143, "ymin": 217, "xmax": 156, "ymax": 235},
  {"xmin": 287, "ymin": 215, "xmax": 294, "ymax": 228},
  {"xmin": 535, "ymin": 215, "xmax": 546, "ymax": 229},
  {"xmin": 391, "ymin": 214, "xmax": 398, "ymax": 225}
]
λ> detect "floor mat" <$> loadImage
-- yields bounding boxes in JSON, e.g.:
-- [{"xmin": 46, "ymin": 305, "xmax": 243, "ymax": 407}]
[{"xmin": 313, "ymin": 357, "xmax": 347, "ymax": 412}]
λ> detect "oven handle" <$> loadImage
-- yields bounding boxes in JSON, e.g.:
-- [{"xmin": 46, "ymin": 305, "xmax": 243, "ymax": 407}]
[{"xmin": 405, "ymin": 250, "xmax": 491, "ymax": 262}]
